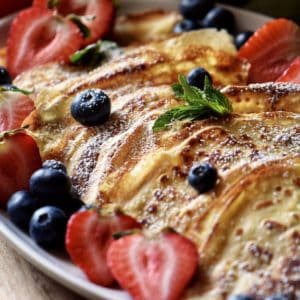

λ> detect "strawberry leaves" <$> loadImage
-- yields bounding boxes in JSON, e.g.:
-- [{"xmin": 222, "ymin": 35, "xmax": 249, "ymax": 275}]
[{"xmin": 153, "ymin": 75, "xmax": 233, "ymax": 132}]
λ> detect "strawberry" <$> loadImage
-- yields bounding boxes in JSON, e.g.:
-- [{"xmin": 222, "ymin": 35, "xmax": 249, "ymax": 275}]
[
  {"xmin": 0, "ymin": 130, "xmax": 42, "ymax": 207},
  {"xmin": 0, "ymin": 92, "xmax": 34, "ymax": 131},
  {"xmin": 107, "ymin": 231, "xmax": 199, "ymax": 300},
  {"xmin": 238, "ymin": 18, "xmax": 300, "ymax": 83},
  {"xmin": 7, "ymin": 7, "xmax": 83, "ymax": 77},
  {"xmin": 33, "ymin": 0, "xmax": 115, "ymax": 46},
  {"xmin": 0, "ymin": 0, "xmax": 31, "ymax": 18},
  {"xmin": 276, "ymin": 56, "xmax": 300, "ymax": 84},
  {"xmin": 65, "ymin": 210, "xmax": 141, "ymax": 286}
]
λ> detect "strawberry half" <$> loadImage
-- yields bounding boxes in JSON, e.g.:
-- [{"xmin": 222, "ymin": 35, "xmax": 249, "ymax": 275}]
[
  {"xmin": 238, "ymin": 18, "xmax": 300, "ymax": 83},
  {"xmin": 276, "ymin": 56, "xmax": 300, "ymax": 84},
  {"xmin": 7, "ymin": 7, "xmax": 83, "ymax": 77},
  {"xmin": 65, "ymin": 210, "xmax": 141, "ymax": 286},
  {"xmin": 0, "ymin": 92, "xmax": 34, "ymax": 131},
  {"xmin": 0, "ymin": 130, "xmax": 42, "ymax": 207},
  {"xmin": 33, "ymin": 0, "xmax": 115, "ymax": 46},
  {"xmin": 107, "ymin": 232, "xmax": 199, "ymax": 300}
]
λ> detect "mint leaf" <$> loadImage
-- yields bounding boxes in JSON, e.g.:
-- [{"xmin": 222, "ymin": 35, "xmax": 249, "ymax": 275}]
[
  {"xmin": 70, "ymin": 40, "xmax": 122, "ymax": 67},
  {"xmin": 153, "ymin": 75, "xmax": 232, "ymax": 132}
]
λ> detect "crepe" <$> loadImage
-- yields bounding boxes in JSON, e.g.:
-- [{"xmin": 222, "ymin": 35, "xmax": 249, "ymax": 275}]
[{"xmin": 20, "ymin": 28, "xmax": 300, "ymax": 299}]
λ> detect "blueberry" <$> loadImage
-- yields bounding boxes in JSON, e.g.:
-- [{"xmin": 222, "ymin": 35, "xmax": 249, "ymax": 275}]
[
  {"xmin": 71, "ymin": 89, "xmax": 111, "ymax": 126},
  {"xmin": 234, "ymin": 31, "xmax": 253, "ymax": 49},
  {"xmin": 228, "ymin": 295, "xmax": 255, "ymax": 300},
  {"xmin": 174, "ymin": 19, "xmax": 202, "ymax": 33},
  {"xmin": 0, "ymin": 67, "xmax": 12, "ymax": 85},
  {"xmin": 29, "ymin": 206, "xmax": 67, "ymax": 249},
  {"xmin": 58, "ymin": 191, "xmax": 84, "ymax": 217},
  {"xmin": 42, "ymin": 160, "xmax": 67, "ymax": 173},
  {"xmin": 265, "ymin": 294, "xmax": 294, "ymax": 300},
  {"xmin": 180, "ymin": 0, "xmax": 215, "ymax": 20},
  {"xmin": 7, "ymin": 191, "xmax": 37, "ymax": 230},
  {"xmin": 202, "ymin": 7, "xmax": 235, "ymax": 33},
  {"xmin": 218, "ymin": 0, "xmax": 250, "ymax": 5},
  {"xmin": 187, "ymin": 67, "xmax": 212, "ymax": 90},
  {"xmin": 29, "ymin": 168, "xmax": 72, "ymax": 202},
  {"xmin": 188, "ymin": 162, "xmax": 218, "ymax": 193}
]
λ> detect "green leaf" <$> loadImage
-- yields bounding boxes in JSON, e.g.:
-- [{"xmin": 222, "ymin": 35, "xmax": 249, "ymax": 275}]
[
  {"xmin": 70, "ymin": 40, "xmax": 122, "ymax": 67},
  {"xmin": 48, "ymin": 0, "xmax": 59, "ymax": 9},
  {"xmin": 153, "ymin": 74, "xmax": 233, "ymax": 132},
  {"xmin": 68, "ymin": 14, "xmax": 92, "ymax": 38},
  {"xmin": 0, "ymin": 85, "xmax": 33, "ymax": 95}
]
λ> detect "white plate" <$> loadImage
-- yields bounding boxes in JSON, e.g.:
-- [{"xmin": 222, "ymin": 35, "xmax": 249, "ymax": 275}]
[{"xmin": 0, "ymin": 2, "xmax": 272, "ymax": 300}]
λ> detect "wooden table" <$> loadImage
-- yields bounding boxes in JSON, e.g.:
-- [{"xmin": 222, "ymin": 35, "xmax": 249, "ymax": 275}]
[{"xmin": 0, "ymin": 234, "xmax": 85, "ymax": 300}]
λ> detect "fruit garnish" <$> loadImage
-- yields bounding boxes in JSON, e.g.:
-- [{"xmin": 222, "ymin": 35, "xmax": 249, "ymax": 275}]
[
  {"xmin": 0, "ymin": 91, "xmax": 34, "ymax": 131},
  {"xmin": 238, "ymin": 18, "xmax": 300, "ymax": 83},
  {"xmin": 7, "ymin": 191, "xmax": 37, "ymax": 230},
  {"xmin": 0, "ymin": 130, "xmax": 42, "ymax": 207},
  {"xmin": 42, "ymin": 159, "xmax": 67, "ymax": 173},
  {"xmin": 180, "ymin": 0, "xmax": 215, "ymax": 20},
  {"xmin": 29, "ymin": 206, "xmax": 67, "ymax": 249},
  {"xmin": 33, "ymin": 0, "xmax": 115, "ymax": 46},
  {"xmin": 188, "ymin": 162, "xmax": 218, "ymax": 193},
  {"xmin": 187, "ymin": 67, "xmax": 212, "ymax": 90},
  {"xmin": 0, "ymin": 67, "xmax": 12, "ymax": 85},
  {"xmin": 7, "ymin": 7, "xmax": 83, "ymax": 77},
  {"xmin": 70, "ymin": 89, "xmax": 111, "ymax": 126},
  {"xmin": 107, "ymin": 231, "xmax": 199, "ymax": 300},
  {"xmin": 234, "ymin": 31, "xmax": 253, "ymax": 50},
  {"xmin": 276, "ymin": 56, "xmax": 300, "ymax": 84},
  {"xmin": 0, "ymin": 0, "xmax": 31, "ymax": 17},
  {"xmin": 202, "ymin": 7, "xmax": 235, "ymax": 33},
  {"xmin": 29, "ymin": 168, "xmax": 72, "ymax": 201},
  {"xmin": 153, "ymin": 75, "xmax": 232, "ymax": 132},
  {"xmin": 65, "ymin": 210, "xmax": 141, "ymax": 286}
]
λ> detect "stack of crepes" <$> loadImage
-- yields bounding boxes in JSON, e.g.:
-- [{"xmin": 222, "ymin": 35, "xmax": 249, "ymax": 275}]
[{"xmin": 12, "ymin": 12, "xmax": 300, "ymax": 299}]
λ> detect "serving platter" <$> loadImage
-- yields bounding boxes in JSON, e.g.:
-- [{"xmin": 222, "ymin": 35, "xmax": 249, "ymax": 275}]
[{"xmin": 0, "ymin": 1, "xmax": 272, "ymax": 300}]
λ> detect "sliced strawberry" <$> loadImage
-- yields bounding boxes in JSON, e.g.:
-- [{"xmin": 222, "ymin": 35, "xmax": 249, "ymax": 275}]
[
  {"xmin": 65, "ymin": 210, "xmax": 141, "ymax": 286},
  {"xmin": 33, "ymin": 0, "xmax": 115, "ymax": 46},
  {"xmin": 0, "ymin": 92, "xmax": 34, "ymax": 131},
  {"xmin": 107, "ymin": 232, "xmax": 199, "ymax": 300},
  {"xmin": 276, "ymin": 56, "xmax": 300, "ymax": 84},
  {"xmin": 0, "ymin": 130, "xmax": 42, "ymax": 207},
  {"xmin": 238, "ymin": 18, "xmax": 300, "ymax": 83},
  {"xmin": 7, "ymin": 7, "xmax": 83, "ymax": 77}
]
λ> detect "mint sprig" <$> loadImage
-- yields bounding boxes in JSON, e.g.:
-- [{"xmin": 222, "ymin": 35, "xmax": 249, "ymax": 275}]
[{"xmin": 152, "ymin": 75, "xmax": 233, "ymax": 132}]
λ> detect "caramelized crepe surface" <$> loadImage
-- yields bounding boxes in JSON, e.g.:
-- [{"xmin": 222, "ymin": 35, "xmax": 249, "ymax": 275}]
[{"xmin": 21, "ymin": 29, "xmax": 300, "ymax": 299}]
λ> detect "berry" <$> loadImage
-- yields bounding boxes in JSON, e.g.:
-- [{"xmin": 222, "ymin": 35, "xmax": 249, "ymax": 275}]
[
  {"xmin": 234, "ymin": 31, "xmax": 253, "ymax": 49},
  {"xmin": 179, "ymin": 0, "xmax": 215, "ymax": 20},
  {"xmin": 238, "ymin": 18, "xmax": 300, "ymax": 83},
  {"xmin": 0, "ymin": 131, "xmax": 42, "ymax": 207},
  {"xmin": 228, "ymin": 296, "xmax": 255, "ymax": 300},
  {"xmin": 7, "ymin": 7, "xmax": 83, "ymax": 77},
  {"xmin": 29, "ymin": 206, "xmax": 67, "ymax": 249},
  {"xmin": 0, "ymin": 92, "xmax": 34, "ymax": 131},
  {"xmin": 29, "ymin": 168, "xmax": 72, "ymax": 202},
  {"xmin": 173, "ymin": 19, "xmax": 202, "ymax": 33},
  {"xmin": 276, "ymin": 56, "xmax": 300, "ymax": 84},
  {"xmin": 7, "ymin": 191, "xmax": 37, "ymax": 230},
  {"xmin": 202, "ymin": 7, "xmax": 235, "ymax": 33},
  {"xmin": 58, "ymin": 192, "xmax": 84, "ymax": 218},
  {"xmin": 187, "ymin": 67, "xmax": 212, "ymax": 89},
  {"xmin": 33, "ymin": 0, "xmax": 115, "ymax": 46},
  {"xmin": 65, "ymin": 210, "xmax": 141, "ymax": 286},
  {"xmin": 0, "ymin": 0, "xmax": 31, "ymax": 18},
  {"xmin": 188, "ymin": 162, "xmax": 218, "ymax": 193},
  {"xmin": 0, "ymin": 67, "xmax": 12, "ymax": 85},
  {"xmin": 107, "ymin": 231, "xmax": 199, "ymax": 300},
  {"xmin": 42, "ymin": 160, "xmax": 67, "ymax": 173},
  {"xmin": 71, "ymin": 89, "xmax": 111, "ymax": 126}
]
